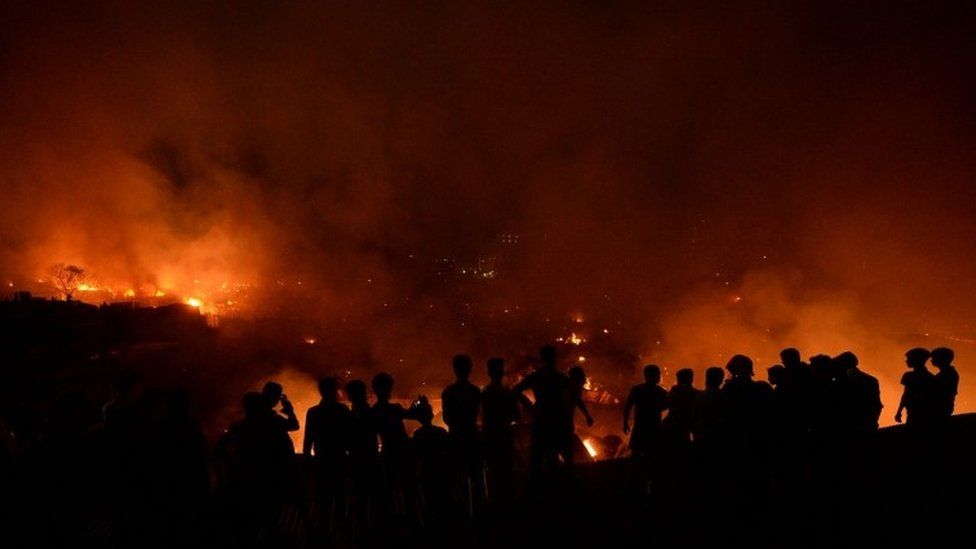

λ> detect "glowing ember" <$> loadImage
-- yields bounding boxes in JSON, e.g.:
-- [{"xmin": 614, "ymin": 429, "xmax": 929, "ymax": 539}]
[
  {"xmin": 304, "ymin": 337, "xmax": 317, "ymax": 345},
  {"xmin": 583, "ymin": 438, "xmax": 599, "ymax": 458}
]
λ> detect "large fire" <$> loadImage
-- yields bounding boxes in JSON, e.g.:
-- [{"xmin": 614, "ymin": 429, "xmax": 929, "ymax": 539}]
[{"xmin": 1, "ymin": 0, "xmax": 974, "ymax": 449}]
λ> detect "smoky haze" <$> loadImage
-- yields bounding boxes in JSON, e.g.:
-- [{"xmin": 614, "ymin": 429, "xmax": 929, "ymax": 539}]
[{"xmin": 2, "ymin": 1, "xmax": 975, "ymax": 421}]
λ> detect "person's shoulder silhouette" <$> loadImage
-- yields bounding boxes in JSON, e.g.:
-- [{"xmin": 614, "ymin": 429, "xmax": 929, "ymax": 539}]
[
  {"xmin": 304, "ymin": 376, "xmax": 351, "ymax": 458},
  {"xmin": 514, "ymin": 344, "xmax": 572, "ymax": 425},
  {"xmin": 441, "ymin": 354, "xmax": 481, "ymax": 435},
  {"xmin": 262, "ymin": 381, "xmax": 299, "ymax": 433},
  {"xmin": 896, "ymin": 348, "xmax": 937, "ymax": 425},
  {"xmin": 624, "ymin": 364, "xmax": 668, "ymax": 455},
  {"xmin": 370, "ymin": 373, "xmax": 420, "ymax": 456},
  {"xmin": 481, "ymin": 357, "xmax": 520, "ymax": 433},
  {"xmin": 931, "ymin": 347, "xmax": 959, "ymax": 417},
  {"xmin": 344, "ymin": 379, "xmax": 378, "ymax": 459},
  {"xmin": 835, "ymin": 351, "xmax": 882, "ymax": 431},
  {"xmin": 412, "ymin": 396, "xmax": 449, "ymax": 458}
]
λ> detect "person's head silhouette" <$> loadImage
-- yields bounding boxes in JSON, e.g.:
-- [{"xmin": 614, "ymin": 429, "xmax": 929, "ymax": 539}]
[
  {"xmin": 540, "ymin": 344, "xmax": 558, "ymax": 368},
  {"xmin": 931, "ymin": 347, "xmax": 954, "ymax": 369},
  {"xmin": 242, "ymin": 392, "xmax": 265, "ymax": 420},
  {"xmin": 780, "ymin": 348, "xmax": 802, "ymax": 368},
  {"xmin": 644, "ymin": 364, "xmax": 662, "ymax": 385},
  {"xmin": 262, "ymin": 381, "xmax": 284, "ymax": 408},
  {"xmin": 318, "ymin": 376, "xmax": 338, "ymax": 402},
  {"xmin": 834, "ymin": 351, "xmax": 859, "ymax": 372},
  {"xmin": 344, "ymin": 379, "xmax": 368, "ymax": 407},
  {"xmin": 705, "ymin": 366, "xmax": 725, "ymax": 389},
  {"xmin": 767, "ymin": 365, "xmax": 785, "ymax": 387},
  {"xmin": 905, "ymin": 348, "xmax": 930, "ymax": 370},
  {"xmin": 487, "ymin": 357, "xmax": 505, "ymax": 383},
  {"xmin": 808, "ymin": 354, "xmax": 830, "ymax": 374},
  {"xmin": 676, "ymin": 368, "xmax": 694, "ymax": 386},
  {"xmin": 372, "ymin": 373, "xmax": 394, "ymax": 402},
  {"xmin": 452, "ymin": 354, "xmax": 473, "ymax": 382},
  {"xmin": 726, "ymin": 355, "xmax": 754, "ymax": 379}
]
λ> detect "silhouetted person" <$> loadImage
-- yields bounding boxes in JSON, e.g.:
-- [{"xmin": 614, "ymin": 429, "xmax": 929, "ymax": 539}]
[
  {"xmin": 835, "ymin": 351, "xmax": 882, "ymax": 432},
  {"xmin": 568, "ymin": 365, "xmax": 597, "ymax": 464},
  {"xmin": 343, "ymin": 379, "xmax": 379, "ymax": 524},
  {"xmin": 442, "ymin": 354, "xmax": 482, "ymax": 484},
  {"xmin": 481, "ymin": 357, "xmax": 521, "ymax": 497},
  {"xmin": 720, "ymin": 354, "xmax": 773, "ymax": 458},
  {"xmin": 344, "ymin": 379, "xmax": 378, "ymax": 461},
  {"xmin": 623, "ymin": 364, "xmax": 668, "ymax": 458},
  {"xmin": 219, "ymin": 392, "xmax": 295, "ymax": 479},
  {"xmin": 262, "ymin": 381, "xmax": 299, "ymax": 440},
  {"xmin": 161, "ymin": 389, "xmax": 209, "ymax": 520},
  {"xmin": 663, "ymin": 368, "xmax": 700, "ymax": 446},
  {"xmin": 370, "ymin": 373, "xmax": 421, "ymax": 473},
  {"xmin": 767, "ymin": 365, "xmax": 785, "ymax": 390},
  {"xmin": 693, "ymin": 366, "xmax": 726, "ymax": 450},
  {"xmin": 931, "ymin": 347, "xmax": 959, "ymax": 418},
  {"xmin": 568, "ymin": 365, "xmax": 595, "ymax": 427},
  {"xmin": 215, "ymin": 392, "xmax": 296, "ymax": 543},
  {"xmin": 370, "ymin": 373, "xmax": 423, "ymax": 524},
  {"xmin": 20, "ymin": 390, "xmax": 102, "ymax": 546},
  {"xmin": 766, "ymin": 364, "xmax": 787, "ymax": 438},
  {"xmin": 410, "ymin": 396, "xmax": 452, "ymax": 520},
  {"xmin": 513, "ymin": 344, "xmax": 575, "ymax": 476},
  {"xmin": 304, "ymin": 376, "xmax": 351, "ymax": 466},
  {"xmin": 896, "ymin": 348, "xmax": 936, "ymax": 426},
  {"xmin": 779, "ymin": 347, "xmax": 816, "ymax": 434},
  {"xmin": 303, "ymin": 378, "xmax": 350, "ymax": 546}
]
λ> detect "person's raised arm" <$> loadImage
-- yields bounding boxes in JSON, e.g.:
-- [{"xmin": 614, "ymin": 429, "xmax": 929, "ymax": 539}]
[
  {"xmin": 623, "ymin": 388, "xmax": 634, "ymax": 434},
  {"xmin": 402, "ymin": 400, "xmax": 424, "ymax": 423},
  {"xmin": 281, "ymin": 395, "xmax": 300, "ymax": 432}
]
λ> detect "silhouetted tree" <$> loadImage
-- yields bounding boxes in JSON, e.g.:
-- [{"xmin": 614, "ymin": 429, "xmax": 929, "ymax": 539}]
[{"xmin": 52, "ymin": 263, "xmax": 86, "ymax": 301}]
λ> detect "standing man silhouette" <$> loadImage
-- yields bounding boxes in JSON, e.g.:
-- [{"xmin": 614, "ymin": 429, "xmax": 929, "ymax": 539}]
[
  {"xmin": 442, "ymin": 354, "xmax": 484, "ymax": 513},
  {"xmin": 262, "ymin": 381, "xmax": 299, "ymax": 449},
  {"xmin": 896, "ymin": 348, "xmax": 936, "ymax": 426},
  {"xmin": 931, "ymin": 347, "xmax": 959, "ymax": 418},
  {"xmin": 304, "ymin": 376, "xmax": 351, "ymax": 466},
  {"xmin": 835, "ymin": 352, "xmax": 882, "ymax": 433},
  {"xmin": 514, "ymin": 344, "xmax": 574, "ymax": 477},
  {"xmin": 481, "ymin": 357, "xmax": 521, "ymax": 500},
  {"xmin": 663, "ymin": 368, "xmax": 700, "ymax": 447},
  {"xmin": 623, "ymin": 364, "xmax": 669, "ymax": 458},
  {"xmin": 442, "ymin": 354, "xmax": 482, "ymax": 471}
]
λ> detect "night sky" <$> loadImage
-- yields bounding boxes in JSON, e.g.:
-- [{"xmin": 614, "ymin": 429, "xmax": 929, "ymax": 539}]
[{"xmin": 1, "ymin": 1, "xmax": 975, "ymax": 418}]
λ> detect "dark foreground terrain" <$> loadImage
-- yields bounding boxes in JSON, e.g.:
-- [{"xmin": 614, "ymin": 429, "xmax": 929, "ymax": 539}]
[{"xmin": 4, "ymin": 414, "xmax": 971, "ymax": 548}]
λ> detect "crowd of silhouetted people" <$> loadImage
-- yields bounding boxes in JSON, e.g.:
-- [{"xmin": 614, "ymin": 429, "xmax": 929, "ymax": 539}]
[{"xmin": 0, "ymin": 343, "xmax": 964, "ymax": 547}]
